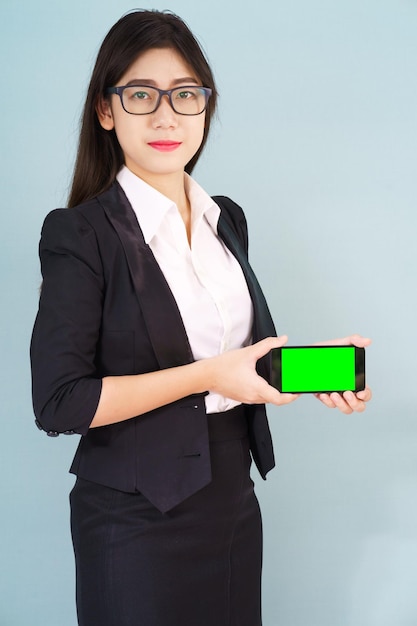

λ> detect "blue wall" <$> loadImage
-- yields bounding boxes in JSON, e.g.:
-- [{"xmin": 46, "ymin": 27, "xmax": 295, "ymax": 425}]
[{"xmin": 1, "ymin": 1, "xmax": 417, "ymax": 624}]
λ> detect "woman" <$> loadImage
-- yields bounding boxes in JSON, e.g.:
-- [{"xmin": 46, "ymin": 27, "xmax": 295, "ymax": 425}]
[{"xmin": 30, "ymin": 10, "xmax": 371, "ymax": 626}]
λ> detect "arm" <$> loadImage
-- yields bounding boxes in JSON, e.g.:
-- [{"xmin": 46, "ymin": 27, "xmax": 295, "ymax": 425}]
[
  {"xmin": 91, "ymin": 336, "xmax": 297, "ymax": 427},
  {"xmin": 31, "ymin": 209, "xmax": 104, "ymax": 435},
  {"xmin": 31, "ymin": 210, "xmax": 297, "ymax": 435}
]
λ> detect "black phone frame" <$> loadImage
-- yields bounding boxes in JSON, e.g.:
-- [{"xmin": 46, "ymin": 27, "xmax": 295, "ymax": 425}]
[{"xmin": 270, "ymin": 345, "xmax": 366, "ymax": 394}]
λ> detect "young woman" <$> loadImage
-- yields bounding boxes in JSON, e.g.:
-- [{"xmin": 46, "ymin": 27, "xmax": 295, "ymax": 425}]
[{"xmin": 30, "ymin": 10, "xmax": 371, "ymax": 626}]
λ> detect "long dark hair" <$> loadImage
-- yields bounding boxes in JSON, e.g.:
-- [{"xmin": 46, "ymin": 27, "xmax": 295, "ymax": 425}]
[{"xmin": 68, "ymin": 10, "xmax": 218, "ymax": 208}]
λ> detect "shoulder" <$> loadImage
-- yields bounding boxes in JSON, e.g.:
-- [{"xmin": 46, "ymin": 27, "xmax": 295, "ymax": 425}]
[
  {"xmin": 40, "ymin": 184, "xmax": 120, "ymax": 245},
  {"xmin": 39, "ymin": 197, "xmax": 107, "ymax": 272},
  {"xmin": 212, "ymin": 195, "xmax": 246, "ymax": 224},
  {"xmin": 39, "ymin": 206, "xmax": 98, "ymax": 261}
]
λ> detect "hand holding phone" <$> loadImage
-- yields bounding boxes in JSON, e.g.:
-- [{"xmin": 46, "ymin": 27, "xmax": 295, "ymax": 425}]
[{"xmin": 271, "ymin": 345, "xmax": 366, "ymax": 394}]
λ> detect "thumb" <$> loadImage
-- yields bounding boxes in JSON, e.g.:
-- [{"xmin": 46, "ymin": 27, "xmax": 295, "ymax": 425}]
[{"xmin": 251, "ymin": 335, "xmax": 289, "ymax": 360}]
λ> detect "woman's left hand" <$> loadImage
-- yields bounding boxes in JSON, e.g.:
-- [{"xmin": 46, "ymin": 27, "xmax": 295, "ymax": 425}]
[{"xmin": 315, "ymin": 334, "xmax": 372, "ymax": 414}]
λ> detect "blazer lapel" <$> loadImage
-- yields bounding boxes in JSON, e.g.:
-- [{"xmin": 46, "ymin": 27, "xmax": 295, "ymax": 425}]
[
  {"xmin": 216, "ymin": 202, "xmax": 277, "ymax": 341},
  {"xmin": 98, "ymin": 183, "xmax": 195, "ymax": 369},
  {"xmin": 216, "ymin": 198, "xmax": 277, "ymax": 381}
]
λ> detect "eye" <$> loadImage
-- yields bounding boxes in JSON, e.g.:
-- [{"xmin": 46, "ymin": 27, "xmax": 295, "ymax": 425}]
[
  {"xmin": 175, "ymin": 89, "xmax": 197, "ymax": 100},
  {"xmin": 130, "ymin": 90, "xmax": 151, "ymax": 100},
  {"xmin": 123, "ymin": 86, "xmax": 156, "ymax": 101}
]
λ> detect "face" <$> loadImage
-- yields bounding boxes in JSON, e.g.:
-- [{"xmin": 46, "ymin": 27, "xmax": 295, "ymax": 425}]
[{"xmin": 97, "ymin": 47, "xmax": 206, "ymax": 185}]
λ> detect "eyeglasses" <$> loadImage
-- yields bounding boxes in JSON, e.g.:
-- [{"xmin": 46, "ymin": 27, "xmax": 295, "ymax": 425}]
[{"xmin": 105, "ymin": 85, "xmax": 212, "ymax": 116}]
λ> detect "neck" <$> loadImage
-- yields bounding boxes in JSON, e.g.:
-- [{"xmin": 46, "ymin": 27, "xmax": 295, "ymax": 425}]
[{"xmin": 127, "ymin": 167, "xmax": 192, "ymax": 243}]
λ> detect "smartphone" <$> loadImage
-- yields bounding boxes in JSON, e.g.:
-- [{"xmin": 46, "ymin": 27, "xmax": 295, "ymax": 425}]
[{"xmin": 271, "ymin": 345, "xmax": 365, "ymax": 394}]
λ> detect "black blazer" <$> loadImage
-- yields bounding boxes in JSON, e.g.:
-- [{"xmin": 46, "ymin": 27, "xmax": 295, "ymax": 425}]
[{"xmin": 31, "ymin": 182, "xmax": 276, "ymax": 512}]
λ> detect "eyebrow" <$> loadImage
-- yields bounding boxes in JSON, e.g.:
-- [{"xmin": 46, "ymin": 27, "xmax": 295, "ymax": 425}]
[{"xmin": 124, "ymin": 77, "xmax": 200, "ymax": 87}]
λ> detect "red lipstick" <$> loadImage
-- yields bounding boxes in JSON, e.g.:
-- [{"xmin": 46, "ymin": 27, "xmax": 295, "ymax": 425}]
[{"xmin": 148, "ymin": 140, "xmax": 182, "ymax": 152}]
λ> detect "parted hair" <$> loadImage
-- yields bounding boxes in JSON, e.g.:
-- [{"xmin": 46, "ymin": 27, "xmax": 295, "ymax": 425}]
[{"xmin": 68, "ymin": 9, "xmax": 218, "ymax": 208}]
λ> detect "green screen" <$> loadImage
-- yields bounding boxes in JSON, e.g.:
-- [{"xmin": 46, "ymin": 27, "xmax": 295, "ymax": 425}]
[{"xmin": 281, "ymin": 347, "xmax": 356, "ymax": 392}]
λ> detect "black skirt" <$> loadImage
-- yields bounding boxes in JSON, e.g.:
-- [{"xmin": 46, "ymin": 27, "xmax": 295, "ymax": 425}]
[{"xmin": 70, "ymin": 406, "xmax": 263, "ymax": 626}]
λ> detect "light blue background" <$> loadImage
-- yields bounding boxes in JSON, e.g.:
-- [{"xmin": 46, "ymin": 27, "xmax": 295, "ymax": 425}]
[{"xmin": 1, "ymin": 0, "xmax": 416, "ymax": 624}]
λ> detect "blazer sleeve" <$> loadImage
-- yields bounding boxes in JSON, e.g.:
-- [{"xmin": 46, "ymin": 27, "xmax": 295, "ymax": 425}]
[{"xmin": 30, "ymin": 208, "xmax": 104, "ymax": 436}]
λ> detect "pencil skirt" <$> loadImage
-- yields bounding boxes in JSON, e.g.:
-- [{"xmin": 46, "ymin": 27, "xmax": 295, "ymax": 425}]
[{"xmin": 70, "ymin": 407, "xmax": 263, "ymax": 626}]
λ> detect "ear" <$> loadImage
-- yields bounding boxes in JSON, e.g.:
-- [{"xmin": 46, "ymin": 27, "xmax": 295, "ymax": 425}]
[{"xmin": 96, "ymin": 97, "xmax": 115, "ymax": 130}]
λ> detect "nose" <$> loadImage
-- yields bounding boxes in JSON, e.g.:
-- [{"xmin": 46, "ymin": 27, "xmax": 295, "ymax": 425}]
[{"xmin": 151, "ymin": 94, "xmax": 178, "ymax": 128}]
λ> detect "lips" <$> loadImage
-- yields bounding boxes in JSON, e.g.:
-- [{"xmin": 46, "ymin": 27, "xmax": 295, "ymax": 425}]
[{"xmin": 148, "ymin": 140, "xmax": 182, "ymax": 152}]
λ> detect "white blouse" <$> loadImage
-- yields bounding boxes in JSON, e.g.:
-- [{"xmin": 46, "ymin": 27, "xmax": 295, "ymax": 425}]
[{"xmin": 117, "ymin": 166, "xmax": 254, "ymax": 413}]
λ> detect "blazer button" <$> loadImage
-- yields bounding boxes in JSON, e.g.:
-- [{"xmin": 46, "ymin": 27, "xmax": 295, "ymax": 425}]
[
  {"xmin": 46, "ymin": 430, "xmax": 60, "ymax": 437},
  {"xmin": 63, "ymin": 430, "xmax": 76, "ymax": 435}
]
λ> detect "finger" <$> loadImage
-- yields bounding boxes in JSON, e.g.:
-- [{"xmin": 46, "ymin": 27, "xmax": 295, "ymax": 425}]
[
  {"xmin": 343, "ymin": 334, "xmax": 372, "ymax": 348},
  {"xmin": 251, "ymin": 335, "xmax": 289, "ymax": 359},
  {"xmin": 276, "ymin": 392, "xmax": 300, "ymax": 406},
  {"xmin": 267, "ymin": 391, "xmax": 299, "ymax": 406},
  {"xmin": 331, "ymin": 391, "xmax": 368, "ymax": 413},
  {"xmin": 342, "ymin": 390, "xmax": 367, "ymax": 413},
  {"xmin": 315, "ymin": 335, "xmax": 372, "ymax": 347},
  {"xmin": 316, "ymin": 393, "xmax": 337, "ymax": 409},
  {"xmin": 329, "ymin": 392, "xmax": 354, "ymax": 414},
  {"xmin": 356, "ymin": 386, "xmax": 372, "ymax": 402},
  {"xmin": 260, "ymin": 380, "xmax": 299, "ymax": 406}
]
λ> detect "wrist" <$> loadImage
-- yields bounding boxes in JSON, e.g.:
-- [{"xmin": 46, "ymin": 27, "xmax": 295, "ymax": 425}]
[{"xmin": 188, "ymin": 358, "xmax": 214, "ymax": 395}]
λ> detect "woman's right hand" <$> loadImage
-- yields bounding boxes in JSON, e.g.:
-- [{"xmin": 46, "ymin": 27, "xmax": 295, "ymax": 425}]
[{"xmin": 204, "ymin": 336, "xmax": 299, "ymax": 406}]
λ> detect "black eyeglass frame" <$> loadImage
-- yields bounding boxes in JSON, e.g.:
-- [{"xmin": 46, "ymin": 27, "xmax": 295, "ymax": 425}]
[{"xmin": 105, "ymin": 85, "xmax": 212, "ymax": 116}]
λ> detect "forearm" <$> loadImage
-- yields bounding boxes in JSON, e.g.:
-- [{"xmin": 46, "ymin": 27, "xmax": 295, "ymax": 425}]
[
  {"xmin": 90, "ymin": 359, "xmax": 211, "ymax": 427},
  {"xmin": 91, "ymin": 336, "xmax": 297, "ymax": 429}
]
